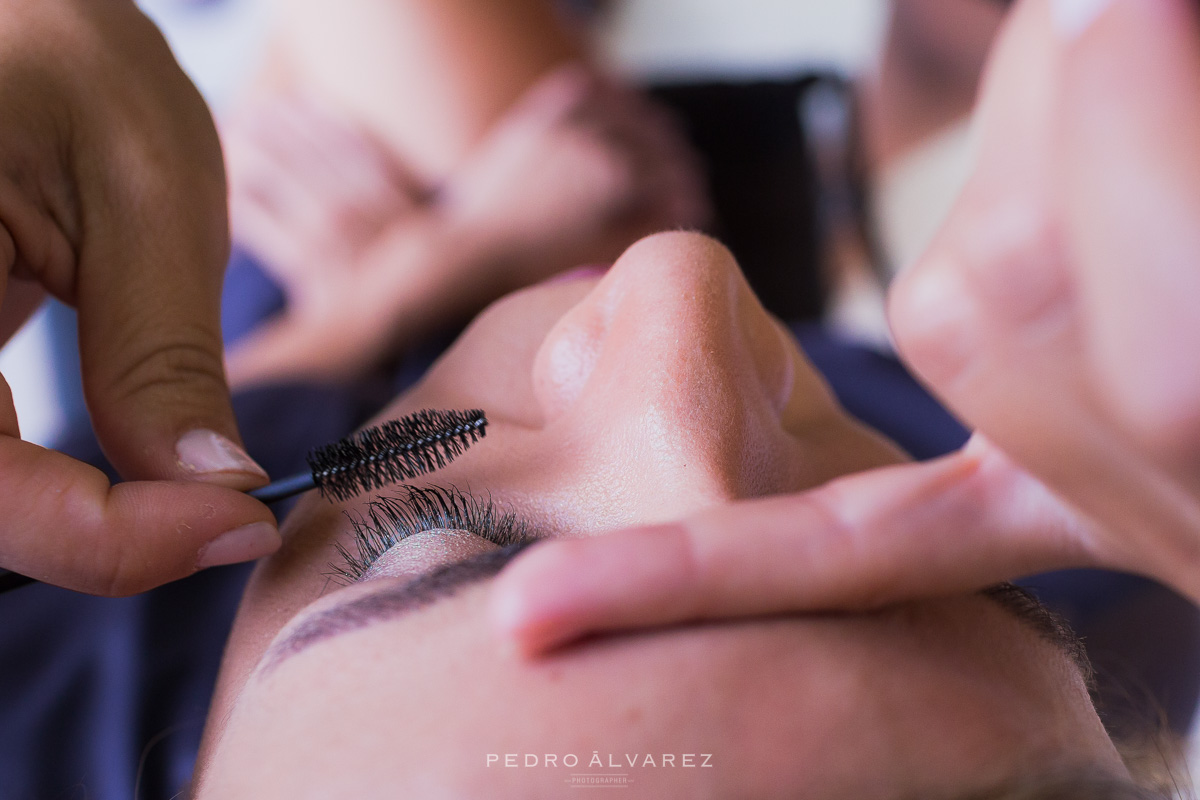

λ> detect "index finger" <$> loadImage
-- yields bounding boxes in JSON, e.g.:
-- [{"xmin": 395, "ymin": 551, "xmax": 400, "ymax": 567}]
[
  {"xmin": 489, "ymin": 444, "xmax": 1102, "ymax": 656},
  {"xmin": 64, "ymin": 4, "xmax": 254, "ymax": 486}
]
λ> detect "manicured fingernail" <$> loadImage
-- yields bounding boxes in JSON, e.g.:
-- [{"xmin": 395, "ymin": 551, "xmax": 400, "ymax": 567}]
[
  {"xmin": 198, "ymin": 522, "xmax": 281, "ymax": 569},
  {"xmin": 1051, "ymin": 0, "xmax": 1115, "ymax": 39},
  {"xmin": 176, "ymin": 429, "xmax": 268, "ymax": 480}
]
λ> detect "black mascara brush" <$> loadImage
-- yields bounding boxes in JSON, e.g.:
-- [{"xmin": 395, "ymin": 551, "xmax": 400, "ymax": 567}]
[
  {"xmin": 251, "ymin": 408, "xmax": 488, "ymax": 503},
  {"xmin": 0, "ymin": 408, "xmax": 488, "ymax": 595}
]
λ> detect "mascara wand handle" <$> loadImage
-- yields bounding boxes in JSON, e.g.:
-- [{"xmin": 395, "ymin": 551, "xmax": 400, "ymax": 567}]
[{"xmin": 248, "ymin": 472, "xmax": 316, "ymax": 504}]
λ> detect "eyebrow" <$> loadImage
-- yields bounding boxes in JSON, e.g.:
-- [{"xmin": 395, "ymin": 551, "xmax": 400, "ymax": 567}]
[
  {"xmin": 982, "ymin": 583, "xmax": 1095, "ymax": 686},
  {"xmin": 260, "ymin": 541, "xmax": 537, "ymax": 675}
]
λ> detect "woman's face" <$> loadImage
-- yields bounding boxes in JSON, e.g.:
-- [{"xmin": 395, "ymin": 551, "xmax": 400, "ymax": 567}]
[{"xmin": 196, "ymin": 233, "xmax": 1122, "ymax": 797}]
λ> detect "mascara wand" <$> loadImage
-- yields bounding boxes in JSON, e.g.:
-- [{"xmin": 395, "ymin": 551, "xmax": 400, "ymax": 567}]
[
  {"xmin": 250, "ymin": 408, "xmax": 488, "ymax": 503},
  {"xmin": 0, "ymin": 408, "xmax": 488, "ymax": 595}
]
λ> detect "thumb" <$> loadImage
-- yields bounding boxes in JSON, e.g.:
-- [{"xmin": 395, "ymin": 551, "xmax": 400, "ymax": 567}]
[
  {"xmin": 77, "ymin": 247, "xmax": 270, "ymax": 488},
  {"xmin": 0, "ymin": 365, "xmax": 278, "ymax": 596},
  {"xmin": 490, "ymin": 436, "xmax": 1104, "ymax": 656},
  {"xmin": 1057, "ymin": 0, "xmax": 1200, "ymax": 460}
]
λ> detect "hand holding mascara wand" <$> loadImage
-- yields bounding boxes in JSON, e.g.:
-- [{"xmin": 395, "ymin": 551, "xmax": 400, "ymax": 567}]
[{"xmin": 0, "ymin": 409, "xmax": 487, "ymax": 595}]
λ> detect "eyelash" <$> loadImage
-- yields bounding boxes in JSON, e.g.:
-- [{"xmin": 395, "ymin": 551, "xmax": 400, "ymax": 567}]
[{"xmin": 327, "ymin": 485, "xmax": 535, "ymax": 584}]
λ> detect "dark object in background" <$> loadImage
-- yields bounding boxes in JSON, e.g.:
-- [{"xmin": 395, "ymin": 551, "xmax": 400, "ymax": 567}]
[{"xmin": 650, "ymin": 78, "xmax": 834, "ymax": 322}]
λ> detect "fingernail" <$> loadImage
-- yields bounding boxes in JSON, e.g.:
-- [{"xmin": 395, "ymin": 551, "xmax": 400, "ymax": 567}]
[
  {"xmin": 544, "ymin": 264, "xmax": 609, "ymax": 286},
  {"xmin": 1051, "ymin": 0, "xmax": 1116, "ymax": 39},
  {"xmin": 198, "ymin": 522, "xmax": 281, "ymax": 569},
  {"xmin": 176, "ymin": 429, "xmax": 268, "ymax": 480}
]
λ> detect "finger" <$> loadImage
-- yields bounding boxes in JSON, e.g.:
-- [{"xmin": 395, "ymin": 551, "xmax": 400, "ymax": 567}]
[
  {"xmin": 249, "ymin": 98, "xmax": 373, "ymax": 209},
  {"xmin": 69, "ymin": 15, "xmax": 268, "ymax": 490},
  {"xmin": 224, "ymin": 313, "xmax": 314, "ymax": 388},
  {"xmin": 225, "ymin": 119, "xmax": 335, "ymax": 249},
  {"xmin": 0, "ymin": 275, "xmax": 46, "ymax": 347},
  {"xmin": 490, "ymin": 439, "xmax": 1101, "ymax": 656},
  {"xmin": 620, "ymin": 132, "xmax": 709, "ymax": 228},
  {"xmin": 226, "ymin": 185, "xmax": 309, "ymax": 280},
  {"xmin": 0, "ymin": 373, "xmax": 18, "ymax": 438},
  {"xmin": 574, "ymin": 87, "xmax": 710, "ymax": 229},
  {"xmin": 0, "ymin": 434, "xmax": 278, "ymax": 595},
  {"xmin": 229, "ymin": 163, "xmax": 315, "ymax": 276},
  {"xmin": 1058, "ymin": 0, "xmax": 1200, "ymax": 460},
  {"xmin": 227, "ymin": 105, "xmax": 406, "ymax": 269},
  {"xmin": 513, "ymin": 63, "xmax": 593, "ymax": 127},
  {"xmin": 283, "ymin": 96, "xmax": 422, "ymax": 211}
]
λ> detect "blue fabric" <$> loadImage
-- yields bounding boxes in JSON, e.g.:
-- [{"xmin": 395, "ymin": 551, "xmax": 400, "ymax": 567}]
[{"xmin": 795, "ymin": 324, "xmax": 970, "ymax": 459}]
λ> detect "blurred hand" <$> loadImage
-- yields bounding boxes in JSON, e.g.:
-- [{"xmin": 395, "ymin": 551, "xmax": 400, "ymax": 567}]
[
  {"xmin": 225, "ymin": 94, "xmax": 424, "ymax": 292},
  {"xmin": 225, "ymin": 65, "xmax": 709, "ymax": 386},
  {"xmin": 223, "ymin": 93, "xmax": 430, "ymax": 384},
  {"xmin": 0, "ymin": 0, "xmax": 278, "ymax": 595},
  {"xmin": 490, "ymin": 0, "xmax": 1200, "ymax": 654},
  {"xmin": 887, "ymin": 0, "xmax": 1200, "ymax": 594},
  {"xmin": 438, "ymin": 64, "xmax": 710, "ymax": 294}
]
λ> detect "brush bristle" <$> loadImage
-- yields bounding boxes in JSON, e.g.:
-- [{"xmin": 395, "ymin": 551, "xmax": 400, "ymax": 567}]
[{"xmin": 307, "ymin": 409, "xmax": 488, "ymax": 502}]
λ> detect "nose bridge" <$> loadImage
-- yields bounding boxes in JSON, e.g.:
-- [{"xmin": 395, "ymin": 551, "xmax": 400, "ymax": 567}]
[
  {"xmin": 594, "ymin": 234, "xmax": 759, "ymax": 405},
  {"xmin": 598, "ymin": 234, "xmax": 792, "ymax": 418},
  {"xmin": 614, "ymin": 239, "xmax": 740, "ymax": 367}
]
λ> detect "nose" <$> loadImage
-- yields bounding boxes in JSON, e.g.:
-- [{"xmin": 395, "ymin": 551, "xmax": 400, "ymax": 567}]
[{"xmin": 532, "ymin": 232, "xmax": 834, "ymax": 512}]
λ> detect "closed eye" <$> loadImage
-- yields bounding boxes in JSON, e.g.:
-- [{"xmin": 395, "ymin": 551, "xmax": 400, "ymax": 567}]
[{"xmin": 327, "ymin": 485, "xmax": 541, "ymax": 583}]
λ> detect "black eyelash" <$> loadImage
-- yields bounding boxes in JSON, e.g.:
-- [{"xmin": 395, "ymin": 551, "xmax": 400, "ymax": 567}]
[{"xmin": 327, "ymin": 485, "xmax": 535, "ymax": 584}]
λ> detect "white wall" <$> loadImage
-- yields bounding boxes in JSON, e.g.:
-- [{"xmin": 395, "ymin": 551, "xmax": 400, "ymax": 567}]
[{"xmin": 597, "ymin": 0, "xmax": 887, "ymax": 81}]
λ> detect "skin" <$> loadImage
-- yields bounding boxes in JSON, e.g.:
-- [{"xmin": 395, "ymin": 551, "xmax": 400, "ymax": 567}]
[{"xmin": 195, "ymin": 233, "xmax": 1122, "ymax": 797}]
